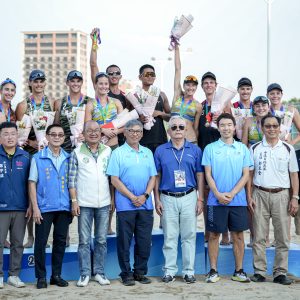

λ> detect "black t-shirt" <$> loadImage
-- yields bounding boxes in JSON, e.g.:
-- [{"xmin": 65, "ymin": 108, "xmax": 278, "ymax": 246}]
[
  {"xmin": 140, "ymin": 94, "xmax": 167, "ymax": 147},
  {"xmin": 108, "ymin": 90, "xmax": 127, "ymax": 109},
  {"xmin": 197, "ymin": 100, "xmax": 220, "ymax": 151}
]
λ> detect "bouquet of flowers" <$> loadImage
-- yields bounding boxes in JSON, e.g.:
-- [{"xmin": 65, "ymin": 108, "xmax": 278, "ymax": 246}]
[
  {"xmin": 66, "ymin": 106, "xmax": 85, "ymax": 147},
  {"xmin": 31, "ymin": 111, "xmax": 55, "ymax": 150},
  {"xmin": 210, "ymin": 86, "xmax": 237, "ymax": 128},
  {"xmin": 16, "ymin": 114, "xmax": 32, "ymax": 147},
  {"xmin": 168, "ymin": 14, "xmax": 194, "ymax": 51},
  {"xmin": 126, "ymin": 86, "xmax": 160, "ymax": 130},
  {"xmin": 274, "ymin": 106, "xmax": 294, "ymax": 141},
  {"xmin": 231, "ymin": 108, "xmax": 252, "ymax": 140},
  {"xmin": 101, "ymin": 109, "xmax": 139, "ymax": 129}
]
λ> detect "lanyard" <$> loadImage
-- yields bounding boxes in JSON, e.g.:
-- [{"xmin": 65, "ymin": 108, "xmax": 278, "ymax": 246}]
[
  {"xmin": 239, "ymin": 101, "xmax": 253, "ymax": 114},
  {"xmin": 270, "ymin": 105, "xmax": 284, "ymax": 116},
  {"xmin": 256, "ymin": 119, "xmax": 263, "ymax": 140},
  {"xmin": 171, "ymin": 146, "xmax": 185, "ymax": 169},
  {"xmin": 96, "ymin": 97, "xmax": 109, "ymax": 123},
  {"xmin": 67, "ymin": 94, "xmax": 83, "ymax": 107},
  {"xmin": 0, "ymin": 102, "xmax": 11, "ymax": 122},
  {"xmin": 180, "ymin": 97, "xmax": 192, "ymax": 116},
  {"xmin": 31, "ymin": 96, "xmax": 45, "ymax": 111}
]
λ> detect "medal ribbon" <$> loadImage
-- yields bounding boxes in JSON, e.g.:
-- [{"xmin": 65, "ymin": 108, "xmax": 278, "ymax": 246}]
[
  {"xmin": 30, "ymin": 96, "xmax": 45, "ymax": 111},
  {"xmin": 96, "ymin": 97, "xmax": 109, "ymax": 124},
  {"xmin": 0, "ymin": 102, "xmax": 11, "ymax": 122},
  {"xmin": 180, "ymin": 97, "xmax": 192, "ymax": 117},
  {"xmin": 68, "ymin": 94, "xmax": 83, "ymax": 107}
]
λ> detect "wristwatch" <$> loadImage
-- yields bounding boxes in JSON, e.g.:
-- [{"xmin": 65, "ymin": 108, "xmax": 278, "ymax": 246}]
[
  {"xmin": 71, "ymin": 198, "xmax": 78, "ymax": 203},
  {"xmin": 143, "ymin": 193, "xmax": 149, "ymax": 199},
  {"xmin": 292, "ymin": 195, "xmax": 300, "ymax": 200}
]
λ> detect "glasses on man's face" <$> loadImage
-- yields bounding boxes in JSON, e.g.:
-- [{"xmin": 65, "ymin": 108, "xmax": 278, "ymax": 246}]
[
  {"xmin": 86, "ymin": 128, "xmax": 101, "ymax": 134},
  {"xmin": 47, "ymin": 133, "xmax": 65, "ymax": 138},
  {"xmin": 107, "ymin": 71, "xmax": 121, "ymax": 76},
  {"xmin": 143, "ymin": 72, "xmax": 156, "ymax": 78},
  {"xmin": 127, "ymin": 129, "xmax": 143, "ymax": 134},
  {"xmin": 170, "ymin": 125, "xmax": 185, "ymax": 131},
  {"xmin": 263, "ymin": 124, "xmax": 280, "ymax": 129}
]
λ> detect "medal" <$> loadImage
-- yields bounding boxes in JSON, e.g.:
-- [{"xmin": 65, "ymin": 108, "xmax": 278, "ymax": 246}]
[
  {"xmin": 205, "ymin": 121, "xmax": 210, "ymax": 127},
  {"xmin": 204, "ymin": 100, "xmax": 212, "ymax": 127}
]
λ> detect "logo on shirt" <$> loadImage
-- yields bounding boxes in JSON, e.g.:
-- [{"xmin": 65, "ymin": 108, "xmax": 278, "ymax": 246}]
[{"xmin": 16, "ymin": 161, "xmax": 24, "ymax": 169}]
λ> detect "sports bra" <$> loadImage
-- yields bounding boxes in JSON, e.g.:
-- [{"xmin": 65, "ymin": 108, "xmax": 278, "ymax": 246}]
[{"xmin": 171, "ymin": 97, "xmax": 197, "ymax": 122}]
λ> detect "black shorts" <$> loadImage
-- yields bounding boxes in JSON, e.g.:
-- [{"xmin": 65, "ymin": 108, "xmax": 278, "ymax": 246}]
[{"xmin": 206, "ymin": 205, "xmax": 249, "ymax": 233}]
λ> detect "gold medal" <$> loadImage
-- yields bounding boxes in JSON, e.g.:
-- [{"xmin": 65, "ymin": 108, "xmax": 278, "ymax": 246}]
[{"xmin": 205, "ymin": 122, "xmax": 210, "ymax": 127}]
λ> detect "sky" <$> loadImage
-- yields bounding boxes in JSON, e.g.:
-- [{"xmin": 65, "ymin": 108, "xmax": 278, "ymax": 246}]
[{"xmin": 0, "ymin": 0, "xmax": 300, "ymax": 105}]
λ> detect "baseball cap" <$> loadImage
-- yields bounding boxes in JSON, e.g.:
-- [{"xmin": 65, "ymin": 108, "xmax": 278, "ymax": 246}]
[
  {"xmin": 183, "ymin": 75, "xmax": 198, "ymax": 85},
  {"xmin": 267, "ymin": 83, "xmax": 282, "ymax": 93},
  {"xmin": 1, "ymin": 78, "xmax": 16, "ymax": 89},
  {"xmin": 237, "ymin": 77, "xmax": 252, "ymax": 89},
  {"xmin": 67, "ymin": 70, "xmax": 83, "ymax": 81},
  {"xmin": 201, "ymin": 71, "xmax": 216, "ymax": 82},
  {"xmin": 253, "ymin": 96, "xmax": 269, "ymax": 105},
  {"xmin": 29, "ymin": 69, "xmax": 46, "ymax": 81}
]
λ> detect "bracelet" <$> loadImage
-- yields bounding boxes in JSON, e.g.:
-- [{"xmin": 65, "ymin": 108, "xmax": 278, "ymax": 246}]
[
  {"xmin": 71, "ymin": 198, "xmax": 78, "ymax": 203},
  {"xmin": 292, "ymin": 195, "xmax": 300, "ymax": 200}
]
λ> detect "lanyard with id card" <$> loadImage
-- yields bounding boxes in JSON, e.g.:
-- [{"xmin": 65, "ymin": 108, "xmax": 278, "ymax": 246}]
[{"xmin": 172, "ymin": 147, "xmax": 186, "ymax": 188}]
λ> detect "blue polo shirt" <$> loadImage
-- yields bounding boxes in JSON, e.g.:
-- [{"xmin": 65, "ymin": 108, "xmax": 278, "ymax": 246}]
[
  {"xmin": 202, "ymin": 139, "xmax": 252, "ymax": 206},
  {"xmin": 106, "ymin": 142, "xmax": 157, "ymax": 212},
  {"xmin": 154, "ymin": 140, "xmax": 204, "ymax": 192}
]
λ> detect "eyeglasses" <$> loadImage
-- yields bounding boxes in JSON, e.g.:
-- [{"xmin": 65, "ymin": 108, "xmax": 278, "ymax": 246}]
[
  {"xmin": 263, "ymin": 124, "xmax": 280, "ymax": 129},
  {"xmin": 127, "ymin": 129, "xmax": 143, "ymax": 134},
  {"xmin": 86, "ymin": 129, "xmax": 101, "ymax": 134},
  {"xmin": 67, "ymin": 70, "xmax": 83, "ymax": 80},
  {"xmin": 107, "ymin": 71, "xmax": 121, "ymax": 76},
  {"xmin": 47, "ymin": 133, "xmax": 65, "ymax": 138},
  {"xmin": 184, "ymin": 75, "xmax": 198, "ymax": 83},
  {"xmin": 95, "ymin": 72, "xmax": 108, "ymax": 79},
  {"xmin": 1, "ymin": 78, "xmax": 16, "ymax": 89},
  {"xmin": 170, "ymin": 125, "xmax": 185, "ymax": 131},
  {"xmin": 143, "ymin": 72, "xmax": 156, "ymax": 78}
]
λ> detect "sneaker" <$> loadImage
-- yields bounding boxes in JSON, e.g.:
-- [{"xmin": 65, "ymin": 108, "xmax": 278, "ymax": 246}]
[
  {"xmin": 250, "ymin": 273, "xmax": 266, "ymax": 283},
  {"xmin": 7, "ymin": 276, "xmax": 25, "ymax": 288},
  {"xmin": 122, "ymin": 277, "xmax": 135, "ymax": 286},
  {"xmin": 231, "ymin": 269, "xmax": 250, "ymax": 283},
  {"xmin": 206, "ymin": 269, "xmax": 220, "ymax": 283},
  {"xmin": 0, "ymin": 277, "xmax": 3, "ymax": 289},
  {"xmin": 77, "ymin": 275, "xmax": 90, "ymax": 287},
  {"xmin": 94, "ymin": 274, "xmax": 110, "ymax": 285},
  {"xmin": 133, "ymin": 274, "xmax": 151, "ymax": 284},
  {"xmin": 273, "ymin": 275, "xmax": 293, "ymax": 285},
  {"xmin": 162, "ymin": 275, "xmax": 175, "ymax": 283},
  {"xmin": 183, "ymin": 274, "xmax": 196, "ymax": 284}
]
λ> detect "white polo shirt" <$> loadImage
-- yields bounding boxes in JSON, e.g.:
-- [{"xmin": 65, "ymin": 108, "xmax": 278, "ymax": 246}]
[{"xmin": 250, "ymin": 137, "xmax": 298, "ymax": 188}]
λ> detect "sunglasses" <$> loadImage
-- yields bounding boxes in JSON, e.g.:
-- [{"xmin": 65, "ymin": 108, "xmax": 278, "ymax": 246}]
[
  {"xmin": 1, "ymin": 78, "xmax": 16, "ymax": 88},
  {"xmin": 30, "ymin": 72, "xmax": 45, "ymax": 81},
  {"xmin": 68, "ymin": 70, "xmax": 83, "ymax": 79},
  {"xmin": 127, "ymin": 129, "xmax": 143, "ymax": 134},
  {"xmin": 184, "ymin": 75, "xmax": 198, "ymax": 82},
  {"xmin": 107, "ymin": 71, "xmax": 121, "ymax": 76},
  {"xmin": 171, "ymin": 125, "xmax": 185, "ymax": 131},
  {"xmin": 47, "ymin": 133, "xmax": 65, "ymax": 138},
  {"xmin": 263, "ymin": 124, "xmax": 280, "ymax": 129},
  {"xmin": 254, "ymin": 96, "xmax": 269, "ymax": 103},
  {"xmin": 143, "ymin": 72, "xmax": 156, "ymax": 78},
  {"xmin": 95, "ymin": 72, "xmax": 108, "ymax": 79}
]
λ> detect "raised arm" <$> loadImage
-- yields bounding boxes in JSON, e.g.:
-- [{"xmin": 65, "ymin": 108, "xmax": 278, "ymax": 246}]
[
  {"xmin": 173, "ymin": 44, "xmax": 182, "ymax": 102},
  {"xmin": 90, "ymin": 28, "xmax": 100, "ymax": 87},
  {"xmin": 53, "ymin": 99, "xmax": 62, "ymax": 123}
]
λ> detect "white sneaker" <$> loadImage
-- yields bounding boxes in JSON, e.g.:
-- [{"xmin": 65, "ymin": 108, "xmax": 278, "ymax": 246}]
[
  {"xmin": 0, "ymin": 276, "xmax": 3, "ymax": 289},
  {"xmin": 94, "ymin": 274, "xmax": 110, "ymax": 285},
  {"xmin": 77, "ymin": 275, "xmax": 90, "ymax": 287},
  {"xmin": 8, "ymin": 276, "xmax": 25, "ymax": 288}
]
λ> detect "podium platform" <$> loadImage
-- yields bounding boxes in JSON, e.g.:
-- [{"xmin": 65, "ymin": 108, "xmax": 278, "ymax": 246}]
[
  {"xmin": 204, "ymin": 242, "xmax": 300, "ymax": 277},
  {"xmin": 3, "ymin": 230, "xmax": 205, "ymax": 282}
]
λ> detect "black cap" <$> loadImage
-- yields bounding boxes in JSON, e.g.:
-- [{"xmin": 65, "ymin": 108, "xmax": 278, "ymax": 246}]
[
  {"xmin": 267, "ymin": 83, "xmax": 282, "ymax": 93},
  {"xmin": 201, "ymin": 71, "xmax": 216, "ymax": 82},
  {"xmin": 67, "ymin": 70, "xmax": 83, "ymax": 81},
  {"xmin": 29, "ymin": 69, "xmax": 46, "ymax": 81},
  {"xmin": 237, "ymin": 77, "xmax": 252, "ymax": 89},
  {"xmin": 253, "ymin": 96, "xmax": 269, "ymax": 105}
]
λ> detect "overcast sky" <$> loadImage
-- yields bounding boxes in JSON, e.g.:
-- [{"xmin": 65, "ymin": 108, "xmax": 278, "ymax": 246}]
[{"xmin": 1, "ymin": 0, "xmax": 299, "ymax": 104}]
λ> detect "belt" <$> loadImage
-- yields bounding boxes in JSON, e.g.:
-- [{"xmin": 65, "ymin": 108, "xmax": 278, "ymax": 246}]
[
  {"xmin": 254, "ymin": 185, "xmax": 286, "ymax": 193},
  {"xmin": 161, "ymin": 188, "xmax": 195, "ymax": 198}
]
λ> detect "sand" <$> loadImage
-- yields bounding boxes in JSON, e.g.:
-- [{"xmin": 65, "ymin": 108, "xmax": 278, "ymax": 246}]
[{"xmin": 2, "ymin": 212, "xmax": 300, "ymax": 300}]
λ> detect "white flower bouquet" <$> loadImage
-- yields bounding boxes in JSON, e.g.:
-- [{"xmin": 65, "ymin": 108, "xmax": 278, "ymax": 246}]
[
  {"xmin": 274, "ymin": 107, "xmax": 294, "ymax": 141},
  {"xmin": 66, "ymin": 106, "xmax": 85, "ymax": 147},
  {"xmin": 16, "ymin": 114, "xmax": 32, "ymax": 147},
  {"xmin": 126, "ymin": 86, "xmax": 160, "ymax": 130},
  {"xmin": 101, "ymin": 109, "xmax": 139, "ymax": 129},
  {"xmin": 168, "ymin": 14, "xmax": 194, "ymax": 51}
]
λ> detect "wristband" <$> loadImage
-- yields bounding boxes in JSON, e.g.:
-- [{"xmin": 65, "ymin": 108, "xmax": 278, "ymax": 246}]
[
  {"xmin": 71, "ymin": 198, "xmax": 78, "ymax": 203},
  {"xmin": 143, "ymin": 193, "xmax": 149, "ymax": 200}
]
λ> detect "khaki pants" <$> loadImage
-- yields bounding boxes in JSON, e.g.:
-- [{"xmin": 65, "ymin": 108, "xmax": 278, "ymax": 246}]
[
  {"xmin": 294, "ymin": 207, "xmax": 300, "ymax": 235},
  {"xmin": 252, "ymin": 188, "xmax": 290, "ymax": 277}
]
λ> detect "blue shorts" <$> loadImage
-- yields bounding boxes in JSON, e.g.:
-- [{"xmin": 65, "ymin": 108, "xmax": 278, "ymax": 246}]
[{"xmin": 206, "ymin": 205, "xmax": 249, "ymax": 233}]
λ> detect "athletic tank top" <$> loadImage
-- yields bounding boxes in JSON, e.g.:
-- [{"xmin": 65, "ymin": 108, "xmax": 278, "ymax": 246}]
[
  {"xmin": 92, "ymin": 97, "xmax": 118, "ymax": 125},
  {"xmin": 171, "ymin": 97, "xmax": 197, "ymax": 122},
  {"xmin": 248, "ymin": 117, "xmax": 263, "ymax": 145},
  {"xmin": 0, "ymin": 102, "xmax": 16, "ymax": 123}
]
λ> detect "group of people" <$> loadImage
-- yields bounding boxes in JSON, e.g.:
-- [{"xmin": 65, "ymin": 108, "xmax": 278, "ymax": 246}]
[{"xmin": 0, "ymin": 28, "xmax": 299, "ymax": 290}]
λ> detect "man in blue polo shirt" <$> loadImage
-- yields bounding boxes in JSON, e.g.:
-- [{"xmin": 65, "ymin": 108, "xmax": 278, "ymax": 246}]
[
  {"xmin": 106, "ymin": 120, "xmax": 157, "ymax": 286},
  {"xmin": 154, "ymin": 116, "xmax": 204, "ymax": 284},
  {"xmin": 202, "ymin": 113, "xmax": 252, "ymax": 283}
]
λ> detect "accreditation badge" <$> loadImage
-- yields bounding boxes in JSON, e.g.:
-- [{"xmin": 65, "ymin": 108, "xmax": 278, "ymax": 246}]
[{"xmin": 174, "ymin": 170, "xmax": 186, "ymax": 188}]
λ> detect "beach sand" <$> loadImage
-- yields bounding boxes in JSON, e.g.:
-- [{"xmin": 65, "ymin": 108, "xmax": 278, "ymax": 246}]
[{"xmin": 2, "ymin": 212, "xmax": 300, "ymax": 300}]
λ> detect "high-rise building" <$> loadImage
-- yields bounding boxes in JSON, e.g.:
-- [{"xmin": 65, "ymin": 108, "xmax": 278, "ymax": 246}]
[{"xmin": 22, "ymin": 30, "xmax": 87, "ymax": 100}]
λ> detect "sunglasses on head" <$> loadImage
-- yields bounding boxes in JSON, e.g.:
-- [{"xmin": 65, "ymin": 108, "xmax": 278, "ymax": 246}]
[
  {"xmin": 254, "ymin": 96, "xmax": 269, "ymax": 103},
  {"xmin": 68, "ymin": 70, "xmax": 83, "ymax": 79},
  {"xmin": 143, "ymin": 72, "xmax": 156, "ymax": 78},
  {"xmin": 107, "ymin": 71, "xmax": 121, "ymax": 76},
  {"xmin": 95, "ymin": 72, "xmax": 108, "ymax": 80},
  {"xmin": 171, "ymin": 125, "xmax": 185, "ymax": 131},
  {"xmin": 1, "ymin": 78, "xmax": 16, "ymax": 88},
  {"xmin": 184, "ymin": 75, "xmax": 198, "ymax": 82},
  {"xmin": 263, "ymin": 124, "xmax": 279, "ymax": 129},
  {"xmin": 31, "ymin": 72, "xmax": 45, "ymax": 81}
]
